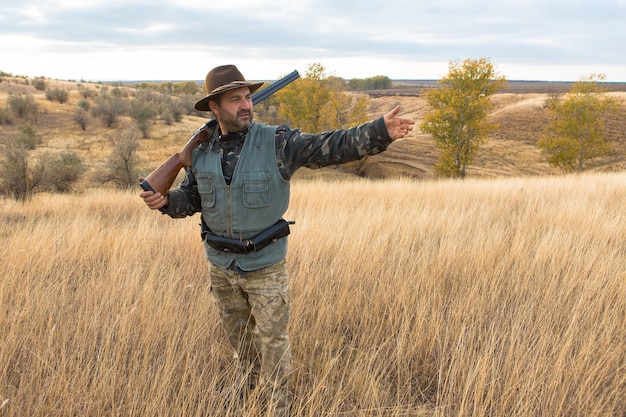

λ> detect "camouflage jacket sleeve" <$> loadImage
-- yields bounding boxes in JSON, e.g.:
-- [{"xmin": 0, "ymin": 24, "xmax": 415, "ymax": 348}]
[
  {"xmin": 276, "ymin": 116, "xmax": 392, "ymax": 180},
  {"xmin": 158, "ymin": 167, "xmax": 202, "ymax": 218}
]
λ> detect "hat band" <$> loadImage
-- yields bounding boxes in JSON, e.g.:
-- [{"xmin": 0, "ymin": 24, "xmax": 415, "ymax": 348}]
[{"xmin": 209, "ymin": 81, "xmax": 252, "ymax": 95}]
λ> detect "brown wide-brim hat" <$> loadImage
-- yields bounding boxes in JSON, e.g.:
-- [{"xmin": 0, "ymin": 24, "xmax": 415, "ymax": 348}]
[{"xmin": 194, "ymin": 64, "xmax": 264, "ymax": 112}]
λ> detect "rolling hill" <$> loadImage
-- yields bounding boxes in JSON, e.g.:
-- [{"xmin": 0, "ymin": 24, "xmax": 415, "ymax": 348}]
[{"xmin": 1, "ymin": 75, "xmax": 625, "ymax": 189}]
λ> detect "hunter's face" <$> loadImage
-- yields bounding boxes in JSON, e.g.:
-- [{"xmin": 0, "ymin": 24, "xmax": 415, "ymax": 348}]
[{"xmin": 212, "ymin": 86, "xmax": 253, "ymax": 134}]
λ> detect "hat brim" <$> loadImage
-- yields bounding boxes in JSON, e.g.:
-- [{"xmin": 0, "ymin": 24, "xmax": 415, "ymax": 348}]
[{"xmin": 194, "ymin": 81, "xmax": 265, "ymax": 112}]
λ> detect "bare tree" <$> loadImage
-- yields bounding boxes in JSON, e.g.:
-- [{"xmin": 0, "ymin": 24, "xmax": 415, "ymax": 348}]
[
  {"xmin": 96, "ymin": 125, "xmax": 143, "ymax": 189},
  {"xmin": 0, "ymin": 141, "xmax": 44, "ymax": 200}
]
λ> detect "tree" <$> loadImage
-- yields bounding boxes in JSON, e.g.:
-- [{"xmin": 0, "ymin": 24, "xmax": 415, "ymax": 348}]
[
  {"xmin": 538, "ymin": 74, "xmax": 620, "ymax": 172},
  {"xmin": 96, "ymin": 125, "xmax": 142, "ymax": 189},
  {"xmin": 91, "ymin": 94, "xmax": 127, "ymax": 127},
  {"xmin": 128, "ymin": 97, "xmax": 156, "ymax": 138},
  {"xmin": 348, "ymin": 75, "xmax": 392, "ymax": 90},
  {"xmin": 0, "ymin": 140, "xmax": 45, "ymax": 200},
  {"xmin": 274, "ymin": 63, "xmax": 369, "ymax": 132},
  {"xmin": 421, "ymin": 58, "xmax": 506, "ymax": 178}
]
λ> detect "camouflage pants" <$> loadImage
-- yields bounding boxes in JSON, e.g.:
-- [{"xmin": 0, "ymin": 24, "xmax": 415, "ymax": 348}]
[{"xmin": 210, "ymin": 260, "xmax": 293, "ymax": 417}]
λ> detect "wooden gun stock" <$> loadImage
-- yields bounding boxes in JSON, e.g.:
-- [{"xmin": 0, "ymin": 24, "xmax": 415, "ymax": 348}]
[
  {"xmin": 139, "ymin": 121, "xmax": 214, "ymax": 194},
  {"xmin": 139, "ymin": 70, "xmax": 300, "ymax": 195}
]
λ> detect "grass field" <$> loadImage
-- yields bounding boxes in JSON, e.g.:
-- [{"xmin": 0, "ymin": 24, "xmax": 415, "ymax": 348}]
[{"xmin": 1, "ymin": 173, "xmax": 624, "ymax": 416}]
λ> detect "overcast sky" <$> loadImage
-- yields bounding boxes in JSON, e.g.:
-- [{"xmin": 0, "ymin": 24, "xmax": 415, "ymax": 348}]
[{"xmin": 1, "ymin": 0, "xmax": 624, "ymax": 82}]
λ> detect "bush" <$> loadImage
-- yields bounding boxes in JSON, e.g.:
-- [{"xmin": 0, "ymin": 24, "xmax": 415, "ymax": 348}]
[
  {"xmin": 179, "ymin": 94, "xmax": 209, "ymax": 116},
  {"xmin": 33, "ymin": 77, "xmax": 47, "ymax": 91},
  {"xmin": 96, "ymin": 125, "xmax": 142, "ymax": 189},
  {"xmin": 0, "ymin": 108, "xmax": 12, "ymax": 125},
  {"xmin": 41, "ymin": 150, "xmax": 83, "ymax": 192},
  {"xmin": 16, "ymin": 124, "xmax": 42, "ymax": 149},
  {"xmin": 45, "ymin": 87, "xmax": 70, "ymax": 104},
  {"xmin": 0, "ymin": 141, "xmax": 44, "ymax": 200},
  {"xmin": 77, "ymin": 99, "xmax": 90, "ymax": 111},
  {"xmin": 80, "ymin": 88, "xmax": 95, "ymax": 99},
  {"xmin": 158, "ymin": 97, "xmax": 183, "ymax": 125},
  {"xmin": 7, "ymin": 93, "xmax": 39, "ymax": 122},
  {"xmin": 128, "ymin": 98, "xmax": 156, "ymax": 138},
  {"xmin": 73, "ymin": 108, "xmax": 90, "ymax": 131},
  {"xmin": 91, "ymin": 95, "xmax": 127, "ymax": 127}
]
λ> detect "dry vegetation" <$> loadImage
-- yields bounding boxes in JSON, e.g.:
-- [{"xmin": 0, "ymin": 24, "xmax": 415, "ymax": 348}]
[
  {"xmin": 1, "ymin": 76, "xmax": 625, "ymax": 185},
  {"xmin": 1, "ymin": 173, "xmax": 625, "ymax": 416},
  {"xmin": 1, "ymin": 75, "xmax": 625, "ymax": 416}
]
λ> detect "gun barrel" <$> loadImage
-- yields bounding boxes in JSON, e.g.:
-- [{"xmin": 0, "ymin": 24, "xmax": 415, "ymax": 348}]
[{"xmin": 251, "ymin": 70, "xmax": 300, "ymax": 104}]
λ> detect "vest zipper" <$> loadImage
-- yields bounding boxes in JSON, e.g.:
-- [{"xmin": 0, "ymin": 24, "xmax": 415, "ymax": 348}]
[{"xmin": 226, "ymin": 184, "xmax": 232, "ymax": 238}]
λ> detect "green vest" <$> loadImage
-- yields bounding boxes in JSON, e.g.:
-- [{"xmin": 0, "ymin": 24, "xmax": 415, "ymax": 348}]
[{"xmin": 191, "ymin": 122, "xmax": 290, "ymax": 271}]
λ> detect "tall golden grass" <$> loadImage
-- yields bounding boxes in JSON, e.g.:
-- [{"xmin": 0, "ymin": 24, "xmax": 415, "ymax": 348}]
[{"xmin": 1, "ymin": 173, "xmax": 624, "ymax": 416}]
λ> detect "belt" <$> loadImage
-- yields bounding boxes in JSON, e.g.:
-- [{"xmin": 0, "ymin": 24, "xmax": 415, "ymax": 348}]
[{"xmin": 201, "ymin": 219, "xmax": 294, "ymax": 254}]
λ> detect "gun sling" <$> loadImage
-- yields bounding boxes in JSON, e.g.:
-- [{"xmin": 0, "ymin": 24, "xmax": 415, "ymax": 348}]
[{"xmin": 201, "ymin": 218, "xmax": 294, "ymax": 254}]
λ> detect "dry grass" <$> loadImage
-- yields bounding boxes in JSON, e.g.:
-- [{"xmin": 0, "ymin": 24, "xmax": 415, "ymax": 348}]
[{"xmin": 1, "ymin": 173, "xmax": 625, "ymax": 416}]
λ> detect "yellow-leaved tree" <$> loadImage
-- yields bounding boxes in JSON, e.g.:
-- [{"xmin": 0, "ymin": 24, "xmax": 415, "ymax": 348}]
[
  {"xmin": 538, "ymin": 74, "xmax": 620, "ymax": 172},
  {"xmin": 421, "ymin": 58, "xmax": 506, "ymax": 178},
  {"xmin": 274, "ymin": 63, "xmax": 369, "ymax": 132}
]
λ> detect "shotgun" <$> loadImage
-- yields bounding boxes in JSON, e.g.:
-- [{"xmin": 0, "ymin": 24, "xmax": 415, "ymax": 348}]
[{"xmin": 139, "ymin": 70, "xmax": 300, "ymax": 195}]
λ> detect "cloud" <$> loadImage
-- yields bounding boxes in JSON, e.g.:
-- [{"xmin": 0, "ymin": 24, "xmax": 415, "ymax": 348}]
[{"xmin": 0, "ymin": 0, "xmax": 624, "ymax": 81}]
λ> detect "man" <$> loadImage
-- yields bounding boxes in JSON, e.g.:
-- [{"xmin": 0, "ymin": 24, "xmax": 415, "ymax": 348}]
[{"xmin": 139, "ymin": 64, "xmax": 414, "ymax": 416}]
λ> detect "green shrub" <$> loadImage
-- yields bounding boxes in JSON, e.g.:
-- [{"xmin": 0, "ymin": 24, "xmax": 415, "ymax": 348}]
[
  {"xmin": 16, "ymin": 124, "xmax": 42, "ymax": 149},
  {"xmin": 33, "ymin": 77, "xmax": 47, "ymax": 91},
  {"xmin": 45, "ymin": 87, "xmax": 70, "ymax": 104},
  {"xmin": 8, "ymin": 93, "xmax": 39, "ymax": 122},
  {"xmin": 73, "ymin": 108, "xmax": 90, "ymax": 131},
  {"xmin": 42, "ymin": 150, "xmax": 83, "ymax": 192}
]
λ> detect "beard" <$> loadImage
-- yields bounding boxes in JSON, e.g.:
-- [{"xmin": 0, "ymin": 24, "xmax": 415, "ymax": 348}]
[{"xmin": 220, "ymin": 108, "xmax": 253, "ymax": 133}]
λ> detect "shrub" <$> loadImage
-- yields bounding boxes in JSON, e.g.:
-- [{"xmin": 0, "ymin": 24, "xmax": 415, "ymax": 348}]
[
  {"xmin": 7, "ymin": 93, "xmax": 39, "ymax": 122},
  {"xmin": 0, "ymin": 108, "xmax": 12, "ymax": 125},
  {"xmin": 80, "ymin": 88, "xmax": 95, "ymax": 99},
  {"xmin": 91, "ymin": 95, "xmax": 127, "ymax": 127},
  {"xmin": 96, "ymin": 125, "xmax": 142, "ymax": 189},
  {"xmin": 73, "ymin": 108, "xmax": 90, "ymax": 131},
  {"xmin": 158, "ymin": 97, "xmax": 184, "ymax": 125},
  {"xmin": 128, "ymin": 98, "xmax": 156, "ymax": 138},
  {"xmin": 41, "ymin": 150, "xmax": 83, "ymax": 192},
  {"xmin": 16, "ymin": 124, "xmax": 42, "ymax": 149},
  {"xmin": 0, "ymin": 141, "xmax": 44, "ymax": 200},
  {"xmin": 77, "ymin": 99, "xmax": 90, "ymax": 111},
  {"xmin": 45, "ymin": 87, "xmax": 70, "ymax": 104},
  {"xmin": 33, "ymin": 77, "xmax": 47, "ymax": 91}
]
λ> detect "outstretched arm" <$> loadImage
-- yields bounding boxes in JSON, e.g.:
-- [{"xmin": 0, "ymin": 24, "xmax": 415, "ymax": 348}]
[{"xmin": 383, "ymin": 105, "xmax": 415, "ymax": 140}]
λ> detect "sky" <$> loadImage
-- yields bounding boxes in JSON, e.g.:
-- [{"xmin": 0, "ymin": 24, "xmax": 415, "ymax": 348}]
[{"xmin": 1, "ymin": 0, "xmax": 625, "ymax": 83}]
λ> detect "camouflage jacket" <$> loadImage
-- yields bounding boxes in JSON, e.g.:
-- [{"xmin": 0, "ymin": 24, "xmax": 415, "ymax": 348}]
[{"xmin": 160, "ymin": 116, "xmax": 392, "ymax": 218}]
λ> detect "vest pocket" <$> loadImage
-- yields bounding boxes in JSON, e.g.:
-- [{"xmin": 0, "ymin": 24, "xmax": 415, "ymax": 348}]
[
  {"xmin": 242, "ymin": 171, "xmax": 270, "ymax": 208},
  {"xmin": 196, "ymin": 175, "xmax": 216, "ymax": 208}
]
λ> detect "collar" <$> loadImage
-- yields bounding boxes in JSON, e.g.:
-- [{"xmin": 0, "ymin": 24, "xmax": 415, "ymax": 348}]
[{"xmin": 208, "ymin": 124, "xmax": 252, "ymax": 152}]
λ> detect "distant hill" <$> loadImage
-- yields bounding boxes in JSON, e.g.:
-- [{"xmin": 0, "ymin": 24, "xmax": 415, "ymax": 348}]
[
  {"xmin": 1, "ymin": 75, "xmax": 624, "ymax": 189},
  {"xmin": 361, "ymin": 80, "xmax": 626, "ymax": 97}
]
